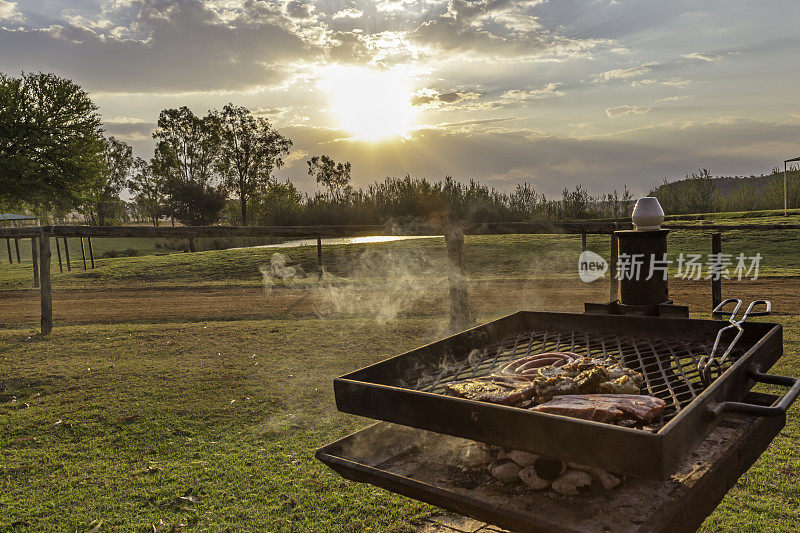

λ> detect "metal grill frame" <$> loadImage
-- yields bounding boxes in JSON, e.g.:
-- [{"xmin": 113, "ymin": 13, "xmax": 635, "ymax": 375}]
[
  {"xmin": 333, "ymin": 311, "xmax": 782, "ymax": 480},
  {"xmin": 412, "ymin": 328, "xmax": 719, "ymax": 428}
]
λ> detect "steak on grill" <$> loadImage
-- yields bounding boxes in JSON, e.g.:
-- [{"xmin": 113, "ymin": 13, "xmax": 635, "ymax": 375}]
[
  {"xmin": 444, "ymin": 376, "xmax": 536, "ymax": 406},
  {"xmin": 531, "ymin": 394, "xmax": 666, "ymax": 424}
]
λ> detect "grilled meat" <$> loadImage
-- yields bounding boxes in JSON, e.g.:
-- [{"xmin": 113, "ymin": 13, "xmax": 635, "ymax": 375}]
[
  {"xmin": 533, "ymin": 376, "xmax": 579, "ymax": 402},
  {"xmin": 445, "ymin": 353, "xmax": 646, "ymax": 409},
  {"xmin": 531, "ymin": 394, "xmax": 666, "ymax": 424},
  {"xmin": 606, "ymin": 363, "xmax": 645, "ymax": 388},
  {"xmin": 575, "ymin": 367, "xmax": 610, "ymax": 393},
  {"xmin": 597, "ymin": 375, "xmax": 640, "ymax": 394},
  {"xmin": 443, "ymin": 376, "xmax": 536, "ymax": 406},
  {"xmin": 494, "ymin": 352, "xmax": 578, "ymax": 379}
]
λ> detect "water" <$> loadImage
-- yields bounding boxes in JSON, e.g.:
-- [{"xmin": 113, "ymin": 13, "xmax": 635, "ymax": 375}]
[{"xmin": 244, "ymin": 235, "xmax": 440, "ymax": 249}]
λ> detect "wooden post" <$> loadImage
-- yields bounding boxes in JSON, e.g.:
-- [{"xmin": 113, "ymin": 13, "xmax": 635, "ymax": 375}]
[
  {"xmin": 317, "ymin": 236, "xmax": 323, "ymax": 279},
  {"xmin": 189, "ymin": 237, "xmax": 196, "ymax": 252},
  {"xmin": 31, "ymin": 237, "xmax": 39, "ymax": 288},
  {"xmin": 55, "ymin": 237, "xmax": 64, "ymax": 273},
  {"xmin": 63, "ymin": 237, "xmax": 71, "ymax": 270},
  {"xmin": 39, "ymin": 229, "xmax": 52, "ymax": 335},
  {"xmin": 6, "ymin": 238, "xmax": 12, "ymax": 263},
  {"xmin": 711, "ymin": 232, "xmax": 722, "ymax": 310},
  {"xmin": 581, "ymin": 232, "xmax": 587, "ymax": 252},
  {"xmin": 80, "ymin": 237, "xmax": 87, "ymax": 270},
  {"xmin": 443, "ymin": 214, "xmax": 474, "ymax": 333},
  {"xmin": 14, "ymin": 238, "xmax": 20, "ymax": 262},
  {"xmin": 87, "ymin": 236, "xmax": 95, "ymax": 268},
  {"xmin": 610, "ymin": 233, "xmax": 619, "ymax": 302}
]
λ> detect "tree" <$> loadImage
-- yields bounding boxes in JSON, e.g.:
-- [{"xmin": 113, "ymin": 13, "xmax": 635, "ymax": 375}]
[
  {"xmin": 216, "ymin": 104, "xmax": 292, "ymax": 225},
  {"xmin": 0, "ymin": 71, "xmax": 105, "ymax": 211},
  {"xmin": 162, "ymin": 179, "xmax": 227, "ymax": 226},
  {"xmin": 307, "ymin": 155, "xmax": 351, "ymax": 202},
  {"xmin": 127, "ymin": 158, "xmax": 165, "ymax": 226},
  {"xmin": 251, "ymin": 180, "xmax": 303, "ymax": 225},
  {"xmin": 83, "ymin": 136, "xmax": 133, "ymax": 225},
  {"xmin": 152, "ymin": 106, "xmax": 226, "ymax": 225},
  {"xmin": 684, "ymin": 169, "xmax": 717, "ymax": 213}
]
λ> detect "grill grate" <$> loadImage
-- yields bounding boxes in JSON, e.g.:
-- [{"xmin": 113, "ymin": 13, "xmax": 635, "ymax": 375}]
[{"xmin": 408, "ymin": 329, "xmax": 741, "ymax": 430}]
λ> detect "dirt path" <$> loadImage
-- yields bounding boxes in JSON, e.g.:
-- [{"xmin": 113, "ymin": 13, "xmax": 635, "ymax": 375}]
[{"xmin": 0, "ymin": 278, "xmax": 797, "ymax": 327}]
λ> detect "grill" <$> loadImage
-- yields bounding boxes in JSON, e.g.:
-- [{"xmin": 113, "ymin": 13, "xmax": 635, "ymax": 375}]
[
  {"xmin": 410, "ymin": 327, "xmax": 718, "ymax": 431},
  {"xmin": 317, "ymin": 210, "xmax": 800, "ymax": 531},
  {"xmin": 332, "ymin": 310, "xmax": 792, "ymax": 479}
]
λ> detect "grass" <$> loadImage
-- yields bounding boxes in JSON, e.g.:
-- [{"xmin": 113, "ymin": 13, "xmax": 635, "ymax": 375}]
[
  {"xmin": 1, "ymin": 313, "xmax": 799, "ymax": 531},
  {"xmin": 0, "ymin": 318, "xmax": 444, "ymax": 531},
  {"xmin": 3, "ymin": 220, "xmax": 800, "ymax": 291},
  {"xmin": 2, "ymin": 222, "xmax": 800, "ymax": 530}
]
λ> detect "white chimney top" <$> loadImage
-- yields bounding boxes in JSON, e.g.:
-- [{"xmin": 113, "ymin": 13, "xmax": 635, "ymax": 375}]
[{"xmin": 631, "ymin": 197, "xmax": 665, "ymax": 231}]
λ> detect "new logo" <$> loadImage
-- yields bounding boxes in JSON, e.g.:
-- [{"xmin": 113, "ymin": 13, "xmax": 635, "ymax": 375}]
[{"xmin": 578, "ymin": 250, "xmax": 608, "ymax": 282}]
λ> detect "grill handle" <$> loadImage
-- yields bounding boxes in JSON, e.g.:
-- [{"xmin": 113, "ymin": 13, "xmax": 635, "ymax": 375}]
[{"xmin": 710, "ymin": 370, "xmax": 800, "ymax": 418}]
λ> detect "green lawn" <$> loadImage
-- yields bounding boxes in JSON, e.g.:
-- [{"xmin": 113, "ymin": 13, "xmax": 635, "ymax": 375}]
[
  {"xmin": 2, "ymin": 221, "xmax": 800, "ymax": 531},
  {"xmin": 1, "ymin": 314, "xmax": 798, "ymax": 531},
  {"xmin": 2, "ymin": 221, "xmax": 800, "ymax": 291},
  {"xmin": 0, "ymin": 318, "xmax": 441, "ymax": 531}
]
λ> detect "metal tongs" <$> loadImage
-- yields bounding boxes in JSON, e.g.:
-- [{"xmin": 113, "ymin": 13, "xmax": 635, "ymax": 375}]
[{"xmin": 698, "ymin": 298, "xmax": 772, "ymax": 387}]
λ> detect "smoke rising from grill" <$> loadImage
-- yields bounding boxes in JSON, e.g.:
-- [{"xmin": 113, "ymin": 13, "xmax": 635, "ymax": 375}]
[{"xmin": 259, "ymin": 250, "xmax": 442, "ymax": 323}]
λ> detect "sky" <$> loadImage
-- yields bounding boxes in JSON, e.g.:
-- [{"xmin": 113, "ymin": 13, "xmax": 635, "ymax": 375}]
[{"xmin": 1, "ymin": 0, "xmax": 799, "ymax": 197}]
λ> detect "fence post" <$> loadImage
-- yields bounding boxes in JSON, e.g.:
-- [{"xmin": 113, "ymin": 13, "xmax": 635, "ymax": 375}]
[
  {"xmin": 317, "ymin": 236, "xmax": 323, "ymax": 279},
  {"xmin": 55, "ymin": 237, "xmax": 64, "ymax": 273},
  {"xmin": 31, "ymin": 237, "xmax": 39, "ymax": 288},
  {"xmin": 6, "ymin": 238, "xmax": 12, "ymax": 263},
  {"xmin": 39, "ymin": 229, "xmax": 53, "ymax": 335},
  {"xmin": 80, "ymin": 237, "xmax": 87, "ymax": 270},
  {"xmin": 711, "ymin": 232, "xmax": 722, "ymax": 310},
  {"xmin": 63, "ymin": 238, "xmax": 71, "ymax": 271},
  {"xmin": 88, "ymin": 236, "xmax": 95, "ymax": 268},
  {"xmin": 189, "ymin": 237, "xmax": 196, "ymax": 252},
  {"xmin": 443, "ymin": 214, "xmax": 474, "ymax": 333},
  {"xmin": 14, "ymin": 238, "xmax": 20, "ymax": 262},
  {"xmin": 609, "ymin": 233, "xmax": 619, "ymax": 302}
]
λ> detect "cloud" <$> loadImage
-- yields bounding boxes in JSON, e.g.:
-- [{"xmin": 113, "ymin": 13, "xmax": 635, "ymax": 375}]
[
  {"xmin": 285, "ymin": 1, "xmax": 314, "ymax": 20},
  {"xmin": 605, "ymin": 105, "xmax": 652, "ymax": 118},
  {"xmin": 104, "ymin": 115, "xmax": 149, "ymax": 124},
  {"xmin": 0, "ymin": 1, "xmax": 21, "ymax": 22},
  {"xmin": 682, "ymin": 52, "xmax": 725, "ymax": 63},
  {"xmin": 0, "ymin": 0, "xmax": 308, "ymax": 93},
  {"xmin": 102, "ymin": 118, "xmax": 155, "ymax": 142},
  {"xmin": 593, "ymin": 65, "xmax": 652, "ymax": 82},
  {"xmin": 332, "ymin": 7, "xmax": 363, "ymax": 19},
  {"xmin": 410, "ymin": 0, "xmax": 611, "ymax": 60},
  {"xmin": 654, "ymin": 96, "xmax": 689, "ymax": 104},
  {"xmin": 411, "ymin": 89, "xmax": 480, "ymax": 107},
  {"xmin": 661, "ymin": 78, "xmax": 691, "ymax": 88},
  {"xmin": 276, "ymin": 117, "xmax": 800, "ymax": 197}
]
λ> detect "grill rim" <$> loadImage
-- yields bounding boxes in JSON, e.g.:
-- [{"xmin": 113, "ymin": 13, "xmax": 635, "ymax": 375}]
[{"xmin": 334, "ymin": 310, "xmax": 783, "ymax": 480}]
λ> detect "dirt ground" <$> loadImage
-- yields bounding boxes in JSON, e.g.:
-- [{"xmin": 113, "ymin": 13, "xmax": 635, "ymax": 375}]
[{"xmin": 0, "ymin": 277, "xmax": 796, "ymax": 327}]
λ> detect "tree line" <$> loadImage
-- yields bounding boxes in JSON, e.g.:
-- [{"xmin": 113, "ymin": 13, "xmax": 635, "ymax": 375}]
[
  {"xmin": 1, "ymin": 71, "xmax": 643, "ymax": 226},
  {"xmin": 650, "ymin": 167, "xmax": 800, "ymax": 215}
]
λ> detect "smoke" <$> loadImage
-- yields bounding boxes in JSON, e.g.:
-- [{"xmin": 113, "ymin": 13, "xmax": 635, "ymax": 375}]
[
  {"xmin": 336, "ymin": 422, "xmax": 491, "ymax": 469},
  {"xmin": 259, "ymin": 249, "xmax": 442, "ymax": 323},
  {"xmin": 259, "ymin": 253, "xmax": 307, "ymax": 290}
]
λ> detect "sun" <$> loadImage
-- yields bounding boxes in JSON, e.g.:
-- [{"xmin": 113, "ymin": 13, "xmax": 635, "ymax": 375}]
[{"xmin": 320, "ymin": 66, "xmax": 416, "ymax": 141}]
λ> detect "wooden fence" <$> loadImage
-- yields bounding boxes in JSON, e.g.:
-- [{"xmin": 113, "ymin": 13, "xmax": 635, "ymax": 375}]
[{"xmin": 0, "ymin": 221, "xmax": 788, "ymax": 335}]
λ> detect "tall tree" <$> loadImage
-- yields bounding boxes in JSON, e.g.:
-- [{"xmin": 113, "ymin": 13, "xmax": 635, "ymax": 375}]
[
  {"xmin": 152, "ymin": 106, "xmax": 226, "ymax": 225},
  {"xmin": 84, "ymin": 136, "xmax": 133, "ymax": 225},
  {"xmin": 216, "ymin": 104, "xmax": 292, "ymax": 225},
  {"xmin": 127, "ymin": 158, "xmax": 165, "ymax": 226},
  {"xmin": 307, "ymin": 155, "xmax": 352, "ymax": 202},
  {"xmin": 0, "ymin": 71, "xmax": 105, "ymax": 211}
]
